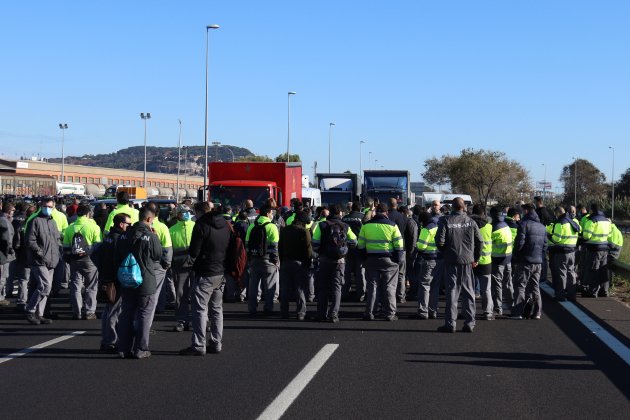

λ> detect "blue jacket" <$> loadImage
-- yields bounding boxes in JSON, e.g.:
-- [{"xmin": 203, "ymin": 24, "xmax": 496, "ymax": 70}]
[{"xmin": 513, "ymin": 211, "xmax": 547, "ymax": 264}]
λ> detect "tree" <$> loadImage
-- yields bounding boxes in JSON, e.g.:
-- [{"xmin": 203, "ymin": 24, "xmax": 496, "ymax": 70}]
[
  {"xmin": 559, "ymin": 158, "xmax": 607, "ymax": 204},
  {"xmin": 236, "ymin": 155, "xmax": 273, "ymax": 162},
  {"xmin": 422, "ymin": 148, "xmax": 532, "ymax": 207},
  {"xmin": 274, "ymin": 153, "xmax": 301, "ymax": 162},
  {"xmin": 615, "ymin": 167, "xmax": 630, "ymax": 198}
]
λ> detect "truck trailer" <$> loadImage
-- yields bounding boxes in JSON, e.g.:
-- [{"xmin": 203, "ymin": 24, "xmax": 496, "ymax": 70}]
[
  {"xmin": 315, "ymin": 173, "xmax": 359, "ymax": 206},
  {"xmin": 204, "ymin": 161, "xmax": 302, "ymax": 208},
  {"xmin": 363, "ymin": 169, "xmax": 411, "ymax": 205}
]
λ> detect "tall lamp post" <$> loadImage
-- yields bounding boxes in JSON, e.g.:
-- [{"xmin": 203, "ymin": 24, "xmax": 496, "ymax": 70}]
[
  {"xmin": 176, "ymin": 119, "xmax": 182, "ymax": 200},
  {"xmin": 609, "ymin": 146, "xmax": 615, "ymax": 221},
  {"xmin": 369, "ymin": 151, "xmax": 372, "ymax": 169},
  {"xmin": 212, "ymin": 141, "xmax": 221, "ymax": 161},
  {"xmin": 204, "ymin": 24, "xmax": 221, "ymax": 188},
  {"xmin": 359, "ymin": 140, "xmax": 366, "ymax": 184},
  {"xmin": 58, "ymin": 123, "xmax": 68, "ymax": 182},
  {"xmin": 572, "ymin": 156, "xmax": 578, "ymax": 207},
  {"xmin": 140, "ymin": 113, "xmax": 151, "ymax": 188},
  {"xmin": 541, "ymin": 163, "xmax": 547, "ymax": 199},
  {"xmin": 286, "ymin": 91, "xmax": 296, "ymax": 162},
  {"xmin": 328, "ymin": 122, "xmax": 335, "ymax": 172}
]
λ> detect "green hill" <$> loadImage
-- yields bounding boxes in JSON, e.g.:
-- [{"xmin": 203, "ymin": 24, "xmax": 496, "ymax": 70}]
[{"xmin": 48, "ymin": 145, "xmax": 254, "ymax": 175}]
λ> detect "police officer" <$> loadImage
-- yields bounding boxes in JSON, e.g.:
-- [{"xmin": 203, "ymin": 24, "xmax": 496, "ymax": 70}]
[
  {"xmin": 169, "ymin": 204, "xmax": 195, "ymax": 332},
  {"xmin": 312, "ymin": 204, "xmax": 357, "ymax": 322},
  {"xmin": 436, "ymin": 197, "xmax": 482, "ymax": 333},
  {"xmin": 341, "ymin": 202, "xmax": 366, "ymax": 301},
  {"xmin": 358, "ymin": 203, "xmax": 403, "ymax": 322},
  {"xmin": 581, "ymin": 203, "xmax": 612, "ymax": 297},
  {"xmin": 246, "ymin": 203, "xmax": 280, "ymax": 316},
  {"xmin": 489, "ymin": 206, "xmax": 513, "ymax": 316},
  {"xmin": 415, "ymin": 211, "xmax": 442, "ymax": 320},
  {"xmin": 63, "ymin": 204, "xmax": 102, "ymax": 320},
  {"xmin": 547, "ymin": 206, "xmax": 580, "ymax": 301},
  {"xmin": 471, "ymin": 205, "xmax": 493, "ymax": 320}
]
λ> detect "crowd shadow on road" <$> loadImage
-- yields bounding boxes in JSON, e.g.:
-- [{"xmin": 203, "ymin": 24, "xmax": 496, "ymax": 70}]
[{"xmin": 403, "ymin": 351, "xmax": 596, "ymax": 371}]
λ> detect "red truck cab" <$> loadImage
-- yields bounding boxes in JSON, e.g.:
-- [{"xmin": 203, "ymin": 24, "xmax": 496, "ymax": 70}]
[{"xmin": 205, "ymin": 162, "xmax": 302, "ymax": 209}]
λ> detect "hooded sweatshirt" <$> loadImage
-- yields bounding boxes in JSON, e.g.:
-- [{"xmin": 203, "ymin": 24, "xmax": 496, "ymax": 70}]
[{"xmin": 189, "ymin": 211, "xmax": 231, "ymax": 277}]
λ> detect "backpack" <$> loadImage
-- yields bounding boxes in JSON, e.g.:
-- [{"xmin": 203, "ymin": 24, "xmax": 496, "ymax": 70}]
[
  {"xmin": 70, "ymin": 226, "xmax": 89, "ymax": 259},
  {"xmin": 117, "ymin": 252, "xmax": 143, "ymax": 288},
  {"xmin": 247, "ymin": 220, "xmax": 270, "ymax": 257},
  {"xmin": 321, "ymin": 220, "xmax": 348, "ymax": 260},
  {"xmin": 226, "ymin": 224, "xmax": 248, "ymax": 286}
]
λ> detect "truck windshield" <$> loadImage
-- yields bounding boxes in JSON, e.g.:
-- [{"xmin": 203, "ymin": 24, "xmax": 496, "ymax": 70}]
[
  {"xmin": 365, "ymin": 176, "xmax": 407, "ymax": 191},
  {"xmin": 321, "ymin": 191, "xmax": 352, "ymax": 206},
  {"xmin": 210, "ymin": 185, "xmax": 271, "ymax": 208}
]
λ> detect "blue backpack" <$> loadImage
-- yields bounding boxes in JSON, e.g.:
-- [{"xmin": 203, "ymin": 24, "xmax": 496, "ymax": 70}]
[{"xmin": 117, "ymin": 252, "xmax": 143, "ymax": 288}]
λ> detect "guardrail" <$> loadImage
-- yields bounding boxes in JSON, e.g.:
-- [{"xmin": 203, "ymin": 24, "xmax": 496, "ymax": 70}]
[{"xmin": 612, "ymin": 260, "xmax": 630, "ymax": 275}]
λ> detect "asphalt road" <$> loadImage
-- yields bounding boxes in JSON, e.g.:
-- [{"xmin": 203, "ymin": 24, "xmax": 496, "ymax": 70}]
[{"xmin": 1, "ymin": 290, "xmax": 629, "ymax": 420}]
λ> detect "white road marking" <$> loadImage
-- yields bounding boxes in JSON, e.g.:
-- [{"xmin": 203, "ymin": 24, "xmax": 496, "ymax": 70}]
[
  {"xmin": 257, "ymin": 343, "xmax": 339, "ymax": 420},
  {"xmin": 540, "ymin": 282, "xmax": 630, "ymax": 366},
  {"xmin": 0, "ymin": 331, "xmax": 86, "ymax": 365}
]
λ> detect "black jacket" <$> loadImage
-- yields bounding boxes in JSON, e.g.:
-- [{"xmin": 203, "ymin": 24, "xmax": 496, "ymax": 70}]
[
  {"xmin": 513, "ymin": 211, "xmax": 547, "ymax": 264},
  {"xmin": 189, "ymin": 211, "xmax": 231, "ymax": 277},
  {"xmin": 98, "ymin": 228, "xmax": 123, "ymax": 283},
  {"xmin": 342, "ymin": 211, "xmax": 365, "ymax": 236},
  {"xmin": 388, "ymin": 209, "xmax": 407, "ymax": 241},
  {"xmin": 279, "ymin": 223, "xmax": 313, "ymax": 265},
  {"xmin": 535, "ymin": 206, "xmax": 554, "ymax": 227},
  {"xmin": 115, "ymin": 222, "xmax": 162, "ymax": 295}
]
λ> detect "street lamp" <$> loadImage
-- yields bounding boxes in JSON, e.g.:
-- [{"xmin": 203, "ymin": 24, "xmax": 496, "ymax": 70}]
[
  {"xmin": 212, "ymin": 141, "xmax": 221, "ymax": 161},
  {"xmin": 541, "ymin": 163, "xmax": 547, "ymax": 199},
  {"xmin": 610, "ymin": 146, "xmax": 615, "ymax": 221},
  {"xmin": 176, "ymin": 119, "xmax": 182, "ymax": 200},
  {"xmin": 328, "ymin": 122, "xmax": 335, "ymax": 172},
  {"xmin": 359, "ymin": 140, "xmax": 366, "ymax": 183},
  {"xmin": 572, "ymin": 156, "xmax": 578, "ymax": 207},
  {"xmin": 369, "ymin": 151, "xmax": 372, "ymax": 169},
  {"xmin": 286, "ymin": 91, "xmax": 296, "ymax": 162},
  {"xmin": 224, "ymin": 144, "xmax": 235, "ymax": 162},
  {"xmin": 58, "ymin": 123, "xmax": 68, "ymax": 182},
  {"xmin": 204, "ymin": 24, "xmax": 220, "ymax": 189},
  {"xmin": 140, "ymin": 113, "xmax": 151, "ymax": 188}
]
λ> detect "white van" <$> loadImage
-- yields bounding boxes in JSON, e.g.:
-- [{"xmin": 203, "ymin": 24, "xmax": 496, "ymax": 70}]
[{"xmin": 301, "ymin": 187, "xmax": 322, "ymax": 207}]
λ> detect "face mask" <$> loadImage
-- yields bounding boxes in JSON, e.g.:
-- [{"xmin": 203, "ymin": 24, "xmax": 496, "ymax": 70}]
[
  {"xmin": 41, "ymin": 207, "xmax": 53, "ymax": 217},
  {"xmin": 182, "ymin": 212, "xmax": 191, "ymax": 221}
]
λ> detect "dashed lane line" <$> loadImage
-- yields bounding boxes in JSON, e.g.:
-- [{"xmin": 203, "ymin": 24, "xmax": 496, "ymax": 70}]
[
  {"xmin": 0, "ymin": 331, "xmax": 86, "ymax": 365},
  {"xmin": 257, "ymin": 343, "xmax": 339, "ymax": 420}
]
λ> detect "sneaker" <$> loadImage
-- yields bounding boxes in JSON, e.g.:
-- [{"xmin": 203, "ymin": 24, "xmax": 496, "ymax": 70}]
[
  {"xmin": 509, "ymin": 315, "xmax": 523, "ymax": 320},
  {"xmin": 297, "ymin": 314, "xmax": 305, "ymax": 321},
  {"xmin": 437, "ymin": 325, "xmax": 455, "ymax": 333},
  {"xmin": 329, "ymin": 316, "xmax": 340, "ymax": 323},
  {"xmin": 483, "ymin": 313, "xmax": 494, "ymax": 321},
  {"xmin": 532, "ymin": 315, "xmax": 541, "ymax": 320},
  {"xmin": 38, "ymin": 316, "xmax": 53, "ymax": 324},
  {"xmin": 386, "ymin": 315, "xmax": 398, "ymax": 322},
  {"xmin": 26, "ymin": 313, "xmax": 41, "ymax": 325},
  {"xmin": 100, "ymin": 344, "xmax": 117, "ymax": 354},
  {"xmin": 428, "ymin": 312, "xmax": 437, "ymax": 319},
  {"xmin": 118, "ymin": 351, "xmax": 134, "ymax": 359},
  {"xmin": 0, "ymin": 299, "xmax": 10, "ymax": 306},
  {"xmin": 362, "ymin": 313, "xmax": 375, "ymax": 321},
  {"xmin": 133, "ymin": 350, "xmax": 151, "ymax": 359},
  {"xmin": 85, "ymin": 313, "xmax": 97, "ymax": 320},
  {"xmin": 173, "ymin": 322, "xmax": 185, "ymax": 332},
  {"xmin": 179, "ymin": 346, "xmax": 205, "ymax": 356},
  {"xmin": 462, "ymin": 325, "xmax": 474, "ymax": 333},
  {"xmin": 358, "ymin": 294, "xmax": 366, "ymax": 302},
  {"xmin": 207, "ymin": 345, "xmax": 222, "ymax": 354},
  {"xmin": 474, "ymin": 293, "xmax": 481, "ymax": 299}
]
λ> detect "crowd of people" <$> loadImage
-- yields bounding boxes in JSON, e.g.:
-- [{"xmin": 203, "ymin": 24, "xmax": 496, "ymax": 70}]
[{"xmin": 0, "ymin": 191, "xmax": 623, "ymax": 358}]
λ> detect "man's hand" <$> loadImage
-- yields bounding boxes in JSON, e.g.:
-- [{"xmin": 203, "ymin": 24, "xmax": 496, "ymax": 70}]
[{"xmin": 472, "ymin": 261, "xmax": 479, "ymax": 268}]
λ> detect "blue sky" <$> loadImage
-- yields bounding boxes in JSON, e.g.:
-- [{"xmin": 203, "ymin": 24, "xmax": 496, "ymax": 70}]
[{"xmin": 1, "ymin": 1, "xmax": 628, "ymax": 189}]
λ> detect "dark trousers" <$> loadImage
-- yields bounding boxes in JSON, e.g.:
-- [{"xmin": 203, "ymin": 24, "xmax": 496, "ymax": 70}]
[
  {"xmin": 117, "ymin": 290, "xmax": 156, "ymax": 355},
  {"xmin": 173, "ymin": 269, "xmax": 192, "ymax": 323},
  {"xmin": 316, "ymin": 258, "xmax": 345, "ymax": 319},
  {"xmin": 280, "ymin": 260, "xmax": 309, "ymax": 316},
  {"xmin": 512, "ymin": 263, "xmax": 542, "ymax": 317}
]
